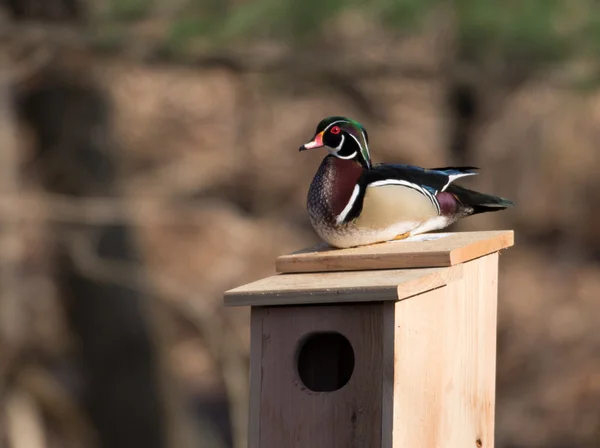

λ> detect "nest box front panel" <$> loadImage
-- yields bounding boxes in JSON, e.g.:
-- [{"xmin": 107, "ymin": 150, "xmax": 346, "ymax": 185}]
[{"xmin": 250, "ymin": 302, "xmax": 394, "ymax": 448}]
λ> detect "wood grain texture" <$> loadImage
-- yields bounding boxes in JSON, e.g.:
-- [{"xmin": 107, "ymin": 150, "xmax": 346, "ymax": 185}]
[
  {"xmin": 391, "ymin": 253, "xmax": 498, "ymax": 448},
  {"xmin": 253, "ymin": 303, "xmax": 393, "ymax": 448},
  {"xmin": 245, "ymin": 254, "xmax": 500, "ymax": 447},
  {"xmin": 248, "ymin": 308, "xmax": 264, "ymax": 448},
  {"xmin": 224, "ymin": 264, "xmax": 463, "ymax": 307},
  {"xmin": 381, "ymin": 301, "xmax": 396, "ymax": 448},
  {"xmin": 275, "ymin": 230, "xmax": 513, "ymax": 273}
]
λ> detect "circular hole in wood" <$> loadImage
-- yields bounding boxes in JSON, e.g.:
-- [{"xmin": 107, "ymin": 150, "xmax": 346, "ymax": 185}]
[{"xmin": 296, "ymin": 332, "xmax": 355, "ymax": 392}]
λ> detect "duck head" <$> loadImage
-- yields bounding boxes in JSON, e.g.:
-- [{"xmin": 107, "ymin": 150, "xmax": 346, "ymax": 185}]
[{"xmin": 300, "ymin": 116, "xmax": 372, "ymax": 169}]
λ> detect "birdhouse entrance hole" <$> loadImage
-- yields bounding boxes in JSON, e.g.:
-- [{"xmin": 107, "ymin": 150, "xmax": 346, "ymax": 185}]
[{"xmin": 296, "ymin": 332, "xmax": 355, "ymax": 392}]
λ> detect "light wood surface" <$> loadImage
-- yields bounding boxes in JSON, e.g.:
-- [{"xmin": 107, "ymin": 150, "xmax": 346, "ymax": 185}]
[
  {"xmin": 390, "ymin": 253, "xmax": 498, "ymax": 447},
  {"xmin": 250, "ymin": 303, "xmax": 391, "ymax": 448},
  {"xmin": 246, "ymin": 254, "xmax": 499, "ymax": 447},
  {"xmin": 248, "ymin": 309, "xmax": 263, "ymax": 448},
  {"xmin": 224, "ymin": 264, "xmax": 463, "ymax": 307},
  {"xmin": 235, "ymin": 230, "xmax": 507, "ymax": 446},
  {"xmin": 275, "ymin": 230, "xmax": 513, "ymax": 273}
]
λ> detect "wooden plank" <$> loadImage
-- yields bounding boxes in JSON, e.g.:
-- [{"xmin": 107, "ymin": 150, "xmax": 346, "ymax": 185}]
[
  {"xmin": 275, "ymin": 230, "xmax": 513, "ymax": 274},
  {"xmin": 224, "ymin": 264, "xmax": 463, "ymax": 307},
  {"xmin": 256, "ymin": 303, "xmax": 391, "ymax": 448},
  {"xmin": 391, "ymin": 254, "xmax": 498, "ymax": 447},
  {"xmin": 248, "ymin": 308, "xmax": 264, "ymax": 448},
  {"xmin": 381, "ymin": 301, "xmax": 396, "ymax": 448}
]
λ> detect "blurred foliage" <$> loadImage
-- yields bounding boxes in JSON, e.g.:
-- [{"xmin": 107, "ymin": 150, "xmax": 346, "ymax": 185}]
[
  {"xmin": 374, "ymin": 0, "xmax": 438, "ymax": 31},
  {"xmin": 457, "ymin": 0, "xmax": 570, "ymax": 62},
  {"xmin": 109, "ymin": 0, "xmax": 153, "ymax": 21},
  {"xmin": 87, "ymin": 0, "xmax": 600, "ymax": 87}
]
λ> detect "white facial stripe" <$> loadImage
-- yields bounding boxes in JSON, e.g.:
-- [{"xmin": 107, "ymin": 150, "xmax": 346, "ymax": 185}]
[
  {"xmin": 329, "ymin": 150, "xmax": 357, "ymax": 160},
  {"xmin": 336, "ymin": 184, "xmax": 361, "ymax": 224},
  {"xmin": 345, "ymin": 132, "xmax": 362, "ymax": 150},
  {"xmin": 323, "ymin": 120, "xmax": 346, "ymax": 133},
  {"xmin": 369, "ymin": 179, "xmax": 440, "ymax": 214},
  {"xmin": 344, "ymin": 132, "xmax": 370, "ymax": 166},
  {"xmin": 359, "ymin": 129, "xmax": 371, "ymax": 159},
  {"xmin": 440, "ymin": 172, "xmax": 478, "ymax": 192},
  {"xmin": 360, "ymin": 129, "xmax": 368, "ymax": 145},
  {"xmin": 334, "ymin": 134, "xmax": 345, "ymax": 151}
]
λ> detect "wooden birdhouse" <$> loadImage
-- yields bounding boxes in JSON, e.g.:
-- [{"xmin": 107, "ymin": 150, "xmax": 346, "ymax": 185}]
[{"xmin": 224, "ymin": 230, "xmax": 514, "ymax": 448}]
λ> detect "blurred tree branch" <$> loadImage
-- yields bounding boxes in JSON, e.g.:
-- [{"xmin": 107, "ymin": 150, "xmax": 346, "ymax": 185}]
[
  {"xmin": 5, "ymin": 389, "xmax": 46, "ymax": 448},
  {"xmin": 61, "ymin": 224, "xmax": 250, "ymax": 448},
  {"xmin": 0, "ymin": 194, "xmax": 248, "ymax": 225},
  {"xmin": 0, "ymin": 56, "xmax": 25, "ymax": 407},
  {"xmin": 13, "ymin": 365, "xmax": 97, "ymax": 446}
]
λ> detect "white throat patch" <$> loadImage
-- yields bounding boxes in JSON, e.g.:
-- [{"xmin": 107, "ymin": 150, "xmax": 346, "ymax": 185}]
[{"xmin": 327, "ymin": 135, "xmax": 357, "ymax": 160}]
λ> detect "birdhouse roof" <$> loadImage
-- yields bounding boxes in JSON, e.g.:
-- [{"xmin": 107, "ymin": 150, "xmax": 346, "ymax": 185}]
[{"xmin": 224, "ymin": 230, "xmax": 513, "ymax": 307}]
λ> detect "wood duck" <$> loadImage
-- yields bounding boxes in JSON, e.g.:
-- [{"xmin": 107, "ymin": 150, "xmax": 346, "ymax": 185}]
[{"xmin": 299, "ymin": 116, "xmax": 514, "ymax": 248}]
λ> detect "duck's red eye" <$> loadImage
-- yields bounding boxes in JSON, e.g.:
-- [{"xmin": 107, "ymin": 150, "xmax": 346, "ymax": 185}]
[{"xmin": 330, "ymin": 126, "xmax": 341, "ymax": 135}]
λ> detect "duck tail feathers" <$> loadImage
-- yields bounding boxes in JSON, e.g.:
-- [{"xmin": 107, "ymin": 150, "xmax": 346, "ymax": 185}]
[{"xmin": 448, "ymin": 184, "xmax": 514, "ymax": 215}]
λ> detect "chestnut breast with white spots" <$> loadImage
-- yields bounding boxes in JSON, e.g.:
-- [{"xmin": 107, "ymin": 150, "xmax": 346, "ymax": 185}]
[{"xmin": 306, "ymin": 156, "xmax": 363, "ymax": 231}]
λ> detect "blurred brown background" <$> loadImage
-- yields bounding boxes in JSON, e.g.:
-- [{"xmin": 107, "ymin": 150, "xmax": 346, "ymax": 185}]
[{"xmin": 0, "ymin": 1, "xmax": 599, "ymax": 447}]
